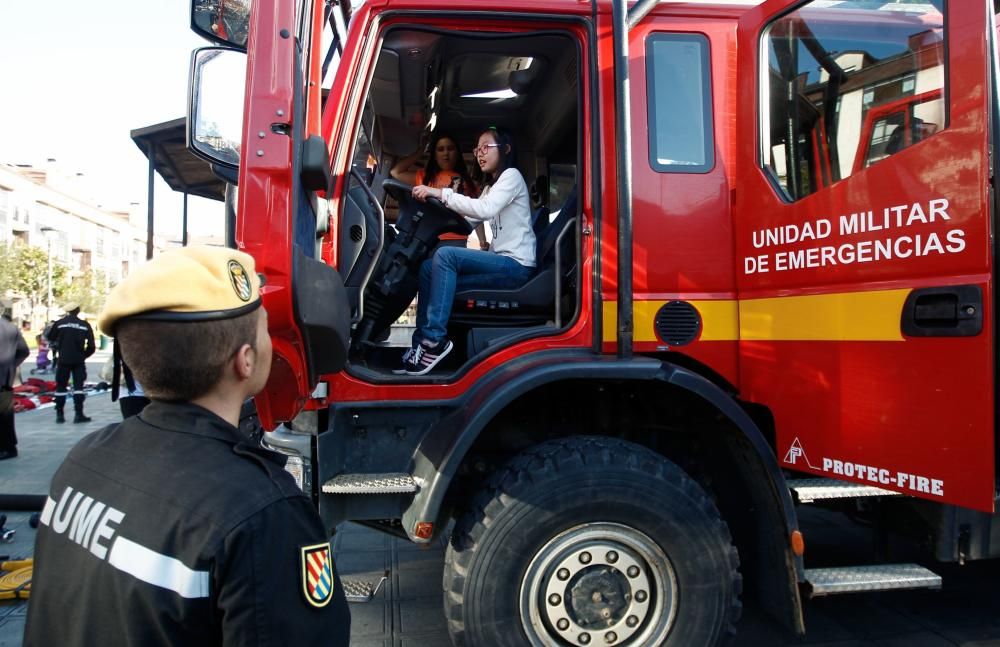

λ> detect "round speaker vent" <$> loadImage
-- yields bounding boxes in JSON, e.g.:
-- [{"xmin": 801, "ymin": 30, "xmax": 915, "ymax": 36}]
[
  {"xmin": 654, "ymin": 301, "xmax": 701, "ymax": 346},
  {"xmin": 350, "ymin": 224, "xmax": 364, "ymax": 243}
]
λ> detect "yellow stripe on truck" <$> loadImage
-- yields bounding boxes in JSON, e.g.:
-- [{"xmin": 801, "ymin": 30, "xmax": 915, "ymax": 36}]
[
  {"xmin": 603, "ymin": 288, "xmax": 909, "ymax": 343},
  {"xmin": 603, "ymin": 300, "xmax": 738, "ymax": 343},
  {"xmin": 740, "ymin": 289, "xmax": 908, "ymax": 341}
]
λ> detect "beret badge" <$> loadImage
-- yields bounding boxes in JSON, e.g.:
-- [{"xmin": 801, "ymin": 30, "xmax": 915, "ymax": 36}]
[{"xmin": 228, "ymin": 260, "xmax": 253, "ymax": 302}]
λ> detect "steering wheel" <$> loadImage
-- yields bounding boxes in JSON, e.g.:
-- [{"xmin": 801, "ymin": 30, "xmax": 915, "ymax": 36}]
[{"xmin": 382, "ymin": 178, "xmax": 473, "ymax": 236}]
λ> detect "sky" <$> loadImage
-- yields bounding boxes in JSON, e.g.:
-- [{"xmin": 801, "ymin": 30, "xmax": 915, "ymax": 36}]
[{"xmin": 0, "ymin": 0, "xmax": 224, "ymax": 240}]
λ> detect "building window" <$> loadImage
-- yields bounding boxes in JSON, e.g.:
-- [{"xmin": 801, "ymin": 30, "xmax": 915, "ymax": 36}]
[
  {"xmin": 646, "ymin": 33, "xmax": 714, "ymax": 173},
  {"xmin": 760, "ymin": 1, "xmax": 946, "ymax": 201}
]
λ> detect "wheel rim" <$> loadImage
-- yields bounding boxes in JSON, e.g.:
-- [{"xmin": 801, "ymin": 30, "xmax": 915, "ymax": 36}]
[{"xmin": 520, "ymin": 523, "xmax": 678, "ymax": 646}]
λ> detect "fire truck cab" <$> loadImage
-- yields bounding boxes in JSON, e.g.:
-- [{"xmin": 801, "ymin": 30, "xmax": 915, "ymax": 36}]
[{"xmin": 187, "ymin": 0, "xmax": 999, "ymax": 644}]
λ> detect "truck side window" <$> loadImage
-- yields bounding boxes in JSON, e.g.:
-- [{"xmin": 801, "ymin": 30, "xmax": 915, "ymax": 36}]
[
  {"xmin": 645, "ymin": 33, "xmax": 714, "ymax": 174},
  {"xmin": 351, "ymin": 102, "xmax": 378, "ymax": 186},
  {"xmin": 548, "ymin": 163, "xmax": 577, "ymax": 214},
  {"xmin": 761, "ymin": 1, "xmax": 946, "ymax": 201}
]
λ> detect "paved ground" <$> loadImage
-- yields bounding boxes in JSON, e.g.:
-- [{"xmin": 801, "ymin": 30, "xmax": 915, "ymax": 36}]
[{"xmin": 0, "ymin": 364, "xmax": 998, "ymax": 646}]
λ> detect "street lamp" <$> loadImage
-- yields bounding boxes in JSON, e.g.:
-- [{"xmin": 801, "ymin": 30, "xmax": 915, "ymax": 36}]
[{"xmin": 40, "ymin": 226, "xmax": 56, "ymax": 318}]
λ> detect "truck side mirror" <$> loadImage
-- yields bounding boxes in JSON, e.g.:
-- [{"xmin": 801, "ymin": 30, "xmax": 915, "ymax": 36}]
[
  {"xmin": 187, "ymin": 47, "xmax": 246, "ymax": 169},
  {"xmin": 191, "ymin": 0, "xmax": 251, "ymax": 50}
]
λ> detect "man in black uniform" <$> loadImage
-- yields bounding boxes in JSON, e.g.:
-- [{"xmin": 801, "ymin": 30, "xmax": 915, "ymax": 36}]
[
  {"xmin": 49, "ymin": 302, "xmax": 95, "ymax": 423},
  {"xmin": 25, "ymin": 247, "xmax": 351, "ymax": 646}
]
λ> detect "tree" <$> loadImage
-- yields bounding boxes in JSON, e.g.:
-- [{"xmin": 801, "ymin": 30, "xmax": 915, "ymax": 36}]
[
  {"xmin": 0, "ymin": 241, "xmax": 69, "ymax": 313},
  {"xmin": 61, "ymin": 268, "xmax": 112, "ymax": 318}
]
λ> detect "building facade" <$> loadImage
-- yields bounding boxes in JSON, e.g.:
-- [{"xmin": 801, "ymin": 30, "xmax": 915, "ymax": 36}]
[{"xmin": 0, "ymin": 161, "xmax": 166, "ymax": 328}]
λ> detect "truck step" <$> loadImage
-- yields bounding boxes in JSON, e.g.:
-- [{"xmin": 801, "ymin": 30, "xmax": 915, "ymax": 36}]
[
  {"xmin": 322, "ymin": 473, "xmax": 419, "ymax": 494},
  {"xmin": 789, "ymin": 478, "xmax": 901, "ymax": 503},
  {"xmin": 342, "ymin": 573, "xmax": 388, "ymax": 603},
  {"xmin": 805, "ymin": 564, "xmax": 941, "ymax": 597}
]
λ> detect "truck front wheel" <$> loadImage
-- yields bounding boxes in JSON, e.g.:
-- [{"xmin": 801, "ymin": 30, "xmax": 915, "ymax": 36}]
[{"xmin": 443, "ymin": 436, "xmax": 741, "ymax": 647}]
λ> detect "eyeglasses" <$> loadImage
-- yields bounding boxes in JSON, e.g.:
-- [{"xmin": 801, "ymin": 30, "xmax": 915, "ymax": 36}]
[{"xmin": 474, "ymin": 144, "xmax": 500, "ymax": 156}]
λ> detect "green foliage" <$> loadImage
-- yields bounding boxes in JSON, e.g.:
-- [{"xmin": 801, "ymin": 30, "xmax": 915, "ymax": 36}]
[
  {"xmin": 62, "ymin": 268, "xmax": 112, "ymax": 317},
  {"xmin": 0, "ymin": 241, "xmax": 69, "ymax": 310}
]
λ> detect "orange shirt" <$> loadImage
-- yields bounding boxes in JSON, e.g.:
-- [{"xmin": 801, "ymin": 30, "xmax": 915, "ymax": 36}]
[{"xmin": 416, "ymin": 169, "xmax": 480, "ymax": 240}]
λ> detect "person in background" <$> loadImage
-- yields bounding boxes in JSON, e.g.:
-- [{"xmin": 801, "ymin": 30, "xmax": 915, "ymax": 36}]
[
  {"xmin": 402, "ymin": 127, "xmax": 535, "ymax": 375},
  {"xmin": 42, "ymin": 320, "xmax": 58, "ymax": 370},
  {"xmin": 0, "ymin": 302, "xmax": 29, "ymax": 460},
  {"xmin": 49, "ymin": 303, "xmax": 95, "ymax": 423},
  {"xmin": 25, "ymin": 246, "xmax": 351, "ymax": 647},
  {"xmin": 34, "ymin": 334, "xmax": 50, "ymax": 374},
  {"xmin": 391, "ymin": 130, "xmax": 488, "ymax": 249}
]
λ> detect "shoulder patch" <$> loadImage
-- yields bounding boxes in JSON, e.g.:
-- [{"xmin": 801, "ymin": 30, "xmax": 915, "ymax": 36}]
[{"xmin": 300, "ymin": 542, "xmax": 335, "ymax": 607}]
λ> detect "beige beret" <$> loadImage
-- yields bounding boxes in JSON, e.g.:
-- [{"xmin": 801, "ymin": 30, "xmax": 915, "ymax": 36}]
[{"xmin": 98, "ymin": 246, "xmax": 261, "ymax": 335}]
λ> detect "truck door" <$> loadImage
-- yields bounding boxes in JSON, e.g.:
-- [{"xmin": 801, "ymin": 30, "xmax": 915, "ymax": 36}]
[
  {"xmin": 240, "ymin": 0, "xmax": 351, "ymax": 427},
  {"xmin": 734, "ymin": 1, "xmax": 996, "ymax": 511}
]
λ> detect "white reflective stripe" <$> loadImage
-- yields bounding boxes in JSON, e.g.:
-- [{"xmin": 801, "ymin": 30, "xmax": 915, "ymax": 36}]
[
  {"xmin": 40, "ymin": 497, "xmax": 55, "ymax": 526},
  {"xmin": 107, "ymin": 536, "xmax": 209, "ymax": 599}
]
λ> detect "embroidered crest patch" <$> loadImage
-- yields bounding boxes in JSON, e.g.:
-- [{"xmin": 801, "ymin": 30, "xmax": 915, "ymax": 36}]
[
  {"xmin": 300, "ymin": 542, "xmax": 335, "ymax": 607},
  {"xmin": 228, "ymin": 260, "xmax": 253, "ymax": 302}
]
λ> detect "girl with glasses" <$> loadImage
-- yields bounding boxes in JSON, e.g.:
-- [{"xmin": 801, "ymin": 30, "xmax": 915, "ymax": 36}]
[{"xmin": 399, "ymin": 127, "xmax": 536, "ymax": 375}]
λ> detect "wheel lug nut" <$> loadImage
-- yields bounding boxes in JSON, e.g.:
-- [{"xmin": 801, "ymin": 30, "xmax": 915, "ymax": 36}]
[
  {"xmin": 635, "ymin": 590, "xmax": 648, "ymax": 603},
  {"xmin": 557, "ymin": 618, "xmax": 570, "ymax": 631},
  {"xmin": 606, "ymin": 551, "xmax": 618, "ymax": 564},
  {"xmin": 626, "ymin": 615, "xmax": 639, "ymax": 627},
  {"xmin": 605, "ymin": 632, "xmax": 618, "ymax": 643},
  {"xmin": 627, "ymin": 566, "xmax": 640, "ymax": 578},
  {"xmin": 558, "ymin": 568, "xmax": 571, "ymax": 581},
  {"xmin": 549, "ymin": 593, "xmax": 562, "ymax": 606},
  {"xmin": 579, "ymin": 633, "xmax": 591, "ymax": 644},
  {"xmin": 580, "ymin": 552, "xmax": 592, "ymax": 564}
]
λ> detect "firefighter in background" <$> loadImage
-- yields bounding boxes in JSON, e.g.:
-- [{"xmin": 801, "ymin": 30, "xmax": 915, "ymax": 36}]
[
  {"xmin": 24, "ymin": 247, "xmax": 350, "ymax": 647},
  {"xmin": 49, "ymin": 302, "xmax": 95, "ymax": 423}
]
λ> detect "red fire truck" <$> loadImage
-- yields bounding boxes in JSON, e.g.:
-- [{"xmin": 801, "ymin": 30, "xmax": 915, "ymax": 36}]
[{"xmin": 186, "ymin": 0, "xmax": 999, "ymax": 644}]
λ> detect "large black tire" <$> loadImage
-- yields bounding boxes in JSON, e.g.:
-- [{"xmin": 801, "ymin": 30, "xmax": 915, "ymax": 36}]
[{"xmin": 443, "ymin": 437, "xmax": 741, "ymax": 647}]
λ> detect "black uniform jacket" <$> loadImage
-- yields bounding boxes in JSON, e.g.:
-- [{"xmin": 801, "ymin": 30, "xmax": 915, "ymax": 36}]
[
  {"xmin": 24, "ymin": 401, "xmax": 351, "ymax": 647},
  {"xmin": 50, "ymin": 314, "xmax": 95, "ymax": 365}
]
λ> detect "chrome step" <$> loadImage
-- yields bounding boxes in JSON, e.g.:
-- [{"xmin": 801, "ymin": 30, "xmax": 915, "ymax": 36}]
[
  {"xmin": 342, "ymin": 573, "xmax": 388, "ymax": 603},
  {"xmin": 789, "ymin": 478, "xmax": 901, "ymax": 504},
  {"xmin": 322, "ymin": 473, "xmax": 419, "ymax": 494},
  {"xmin": 805, "ymin": 564, "xmax": 941, "ymax": 597}
]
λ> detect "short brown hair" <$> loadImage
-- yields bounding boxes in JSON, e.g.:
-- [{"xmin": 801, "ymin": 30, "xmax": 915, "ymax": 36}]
[{"xmin": 116, "ymin": 310, "xmax": 259, "ymax": 402}]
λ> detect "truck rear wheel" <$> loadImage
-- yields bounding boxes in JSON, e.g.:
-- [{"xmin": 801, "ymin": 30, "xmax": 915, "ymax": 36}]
[{"xmin": 443, "ymin": 436, "xmax": 741, "ymax": 646}]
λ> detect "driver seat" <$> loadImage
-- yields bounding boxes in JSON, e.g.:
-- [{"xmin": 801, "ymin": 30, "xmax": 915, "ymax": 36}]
[{"xmin": 450, "ymin": 188, "xmax": 578, "ymax": 327}]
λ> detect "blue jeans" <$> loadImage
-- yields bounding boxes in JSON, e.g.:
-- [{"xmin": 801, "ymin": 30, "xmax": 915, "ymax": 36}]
[{"xmin": 416, "ymin": 247, "xmax": 535, "ymax": 344}]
